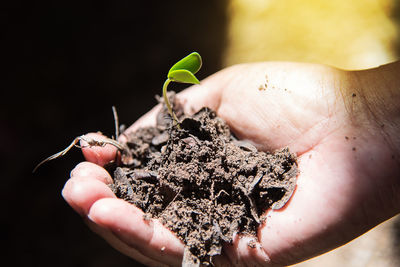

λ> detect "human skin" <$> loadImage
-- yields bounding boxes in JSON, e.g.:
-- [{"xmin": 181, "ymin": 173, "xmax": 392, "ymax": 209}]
[{"xmin": 62, "ymin": 61, "xmax": 400, "ymax": 266}]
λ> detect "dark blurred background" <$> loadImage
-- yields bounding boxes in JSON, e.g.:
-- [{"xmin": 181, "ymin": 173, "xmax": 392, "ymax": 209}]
[{"xmin": 2, "ymin": 1, "xmax": 227, "ymax": 266}]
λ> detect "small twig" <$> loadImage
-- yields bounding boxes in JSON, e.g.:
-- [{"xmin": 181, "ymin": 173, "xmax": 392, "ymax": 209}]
[
  {"xmin": 164, "ymin": 188, "xmax": 182, "ymax": 211},
  {"xmin": 215, "ymin": 189, "xmax": 229, "ymax": 200},
  {"xmin": 210, "ymin": 180, "xmax": 215, "ymax": 201},
  {"xmin": 248, "ymin": 173, "xmax": 264, "ymax": 192},
  {"xmin": 112, "ymin": 106, "xmax": 119, "ymax": 139},
  {"xmin": 237, "ymin": 184, "xmax": 260, "ymax": 224},
  {"xmin": 248, "ymin": 195, "xmax": 260, "ymax": 224}
]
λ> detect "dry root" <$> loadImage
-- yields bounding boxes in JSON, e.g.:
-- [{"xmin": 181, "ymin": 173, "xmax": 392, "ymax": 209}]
[{"xmin": 33, "ymin": 134, "xmax": 125, "ymax": 173}]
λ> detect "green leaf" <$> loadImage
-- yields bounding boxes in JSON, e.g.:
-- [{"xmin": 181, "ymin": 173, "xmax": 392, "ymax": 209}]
[
  {"xmin": 168, "ymin": 52, "xmax": 202, "ymax": 84},
  {"xmin": 168, "ymin": 69, "xmax": 200, "ymax": 84}
]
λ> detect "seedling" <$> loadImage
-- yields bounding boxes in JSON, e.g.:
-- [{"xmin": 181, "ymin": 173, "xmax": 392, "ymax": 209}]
[
  {"xmin": 163, "ymin": 52, "xmax": 202, "ymax": 128},
  {"xmin": 33, "ymin": 53, "xmax": 202, "ymax": 172}
]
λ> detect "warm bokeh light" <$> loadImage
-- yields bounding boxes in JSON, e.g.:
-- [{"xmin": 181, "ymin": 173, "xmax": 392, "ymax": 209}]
[{"xmin": 224, "ymin": 0, "xmax": 399, "ymax": 69}]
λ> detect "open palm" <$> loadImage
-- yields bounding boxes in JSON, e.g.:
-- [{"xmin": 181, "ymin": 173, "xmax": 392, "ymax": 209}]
[{"xmin": 62, "ymin": 62, "xmax": 400, "ymax": 266}]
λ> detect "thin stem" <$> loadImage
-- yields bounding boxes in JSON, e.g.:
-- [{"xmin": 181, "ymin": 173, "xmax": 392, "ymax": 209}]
[{"xmin": 163, "ymin": 78, "xmax": 180, "ymax": 128}]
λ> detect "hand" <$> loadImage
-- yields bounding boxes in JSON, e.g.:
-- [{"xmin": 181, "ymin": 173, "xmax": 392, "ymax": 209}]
[{"xmin": 62, "ymin": 61, "xmax": 400, "ymax": 266}]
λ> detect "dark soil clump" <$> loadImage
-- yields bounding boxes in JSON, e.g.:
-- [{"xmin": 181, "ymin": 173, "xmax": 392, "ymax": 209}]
[{"xmin": 110, "ymin": 94, "xmax": 298, "ymax": 265}]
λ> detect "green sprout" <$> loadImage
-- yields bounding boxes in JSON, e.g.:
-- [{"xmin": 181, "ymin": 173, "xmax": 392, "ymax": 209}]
[{"xmin": 163, "ymin": 52, "xmax": 202, "ymax": 128}]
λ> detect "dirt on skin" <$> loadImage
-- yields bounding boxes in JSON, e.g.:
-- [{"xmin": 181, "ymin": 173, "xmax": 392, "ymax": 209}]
[{"xmin": 109, "ymin": 93, "xmax": 298, "ymax": 266}]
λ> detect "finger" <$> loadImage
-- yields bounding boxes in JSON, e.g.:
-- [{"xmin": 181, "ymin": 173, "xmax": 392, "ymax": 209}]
[
  {"xmin": 88, "ymin": 198, "xmax": 184, "ymax": 267},
  {"xmin": 62, "ymin": 162, "xmax": 115, "ymax": 216},
  {"xmin": 81, "ymin": 132, "xmax": 119, "ymax": 166},
  {"xmin": 223, "ymin": 234, "xmax": 271, "ymax": 267},
  {"xmin": 70, "ymin": 161, "xmax": 113, "ymax": 184},
  {"xmin": 63, "ymin": 163, "xmax": 168, "ymax": 266},
  {"xmin": 84, "ymin": 218, "xmax": 168, "ymax": 267}
]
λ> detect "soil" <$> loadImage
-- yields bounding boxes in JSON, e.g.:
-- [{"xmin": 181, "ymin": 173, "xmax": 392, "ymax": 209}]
[{"xmin": 109, "ymin": 93, "xmax": 298, "ymax": 266}]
